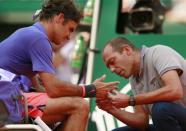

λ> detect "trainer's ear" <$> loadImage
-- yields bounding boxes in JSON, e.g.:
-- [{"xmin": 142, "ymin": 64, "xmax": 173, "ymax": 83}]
[{"xmin": 123, "ymin": 45, "xmax": 132, "ymax": 56}]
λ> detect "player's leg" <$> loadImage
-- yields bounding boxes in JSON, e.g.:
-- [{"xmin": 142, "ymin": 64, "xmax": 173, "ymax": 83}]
[{"xmin": 42, "ymin": 97, "xmax": 90, "ymax": 131}]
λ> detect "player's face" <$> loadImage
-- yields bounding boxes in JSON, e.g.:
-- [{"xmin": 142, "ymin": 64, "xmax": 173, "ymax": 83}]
[
  {"xmin": 52, "ymin": 13, "xmax": 78, "ymax": 47},
  {"xmin": 54, "ymin": 20, "xmax": 77, "ymax": 47}
]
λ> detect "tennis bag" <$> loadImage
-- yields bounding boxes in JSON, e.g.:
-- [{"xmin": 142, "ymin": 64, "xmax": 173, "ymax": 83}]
[{"xmin": 0, "ymin": 80, "xmax": 23, "ymax": 127}]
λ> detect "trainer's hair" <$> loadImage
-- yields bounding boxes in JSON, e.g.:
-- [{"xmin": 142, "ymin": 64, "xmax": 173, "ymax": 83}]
[
  {"xmin": 104, "ymin": 37, "xmax": 138, "ymax": 53},
  {"xmin": 39, "ymin": 0, "xmax": 82, "ymax": 23}
]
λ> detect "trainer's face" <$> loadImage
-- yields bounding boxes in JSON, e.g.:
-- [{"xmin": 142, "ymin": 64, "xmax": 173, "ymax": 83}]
[
  {"xmin": 102, "ymin": 45, "xmax": 135, "ymax": 78},
  {"xmin": 53, "ymin": 13, "xmax": 77, "ymax": 46}
]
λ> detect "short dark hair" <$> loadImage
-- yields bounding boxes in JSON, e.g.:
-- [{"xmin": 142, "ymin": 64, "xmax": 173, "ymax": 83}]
[
  {"xmin": 104, "ymin": 37, "xmax": 138, "ymax": 53},
  {"xmin": 39, "ymin": 0, "xmax": 82, "ymax": 23}
]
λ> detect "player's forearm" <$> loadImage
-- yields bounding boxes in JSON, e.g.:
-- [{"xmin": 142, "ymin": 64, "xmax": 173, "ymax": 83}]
[
  {"xmin": 45, "ymin": 78, "xmax": 82, "ymax": 98},
  {"xmin": 57, "ymin": 80, "xmax": 82, "ymax": 97},
  {"xmin": 46, "ymin": 78, "xmax": 96, "ymax": 98},
  {"xmin": 39, "ymin": 72, "xmax": 83, "ymax": 97}
]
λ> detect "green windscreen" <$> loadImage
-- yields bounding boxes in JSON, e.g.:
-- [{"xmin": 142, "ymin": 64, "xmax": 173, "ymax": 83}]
[{"xmin": 89, "ymin": 0, "xmax": 186, "ymax": 131}]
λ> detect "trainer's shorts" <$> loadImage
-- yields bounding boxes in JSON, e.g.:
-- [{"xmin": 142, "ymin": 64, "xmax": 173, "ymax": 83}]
[{"xmin": 23, "ymin": 92, "xmax": 49, "ymax": 118}]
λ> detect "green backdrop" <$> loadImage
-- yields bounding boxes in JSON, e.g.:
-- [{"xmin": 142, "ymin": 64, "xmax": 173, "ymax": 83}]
[{"xmin": 89, "ymin": 0, "xmax": 186, "ymax": 130}]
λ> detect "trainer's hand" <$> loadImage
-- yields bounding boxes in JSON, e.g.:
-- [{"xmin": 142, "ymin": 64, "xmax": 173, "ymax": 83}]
[
  {"xmin": 108, "ymin": 90, "xmax": 129, "ymax": 108},
  {"xmin": 93, "ymin": 74, "xmax": 120, "ymax": 100},
  {"xmin": 96, "ymin": 99, "xmax": 116, "ymax": 112}
]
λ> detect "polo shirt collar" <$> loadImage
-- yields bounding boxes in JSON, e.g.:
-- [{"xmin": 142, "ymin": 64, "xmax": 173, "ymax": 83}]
[
  {"xmin": 139, "ymin": 45, "xmax": 147, "ymax": 76},
  {"xmin": 33, "ymin": 22, "xmax": 47, "ymax": 36},
  {"xmin": 134, "ymin": 45, "xmax": 148, "ymax": 81}
]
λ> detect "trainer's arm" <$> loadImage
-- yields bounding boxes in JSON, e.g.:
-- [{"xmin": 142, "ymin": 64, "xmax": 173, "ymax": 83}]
[
  {"xmin": 97, "ymin": 100, "xmax": 149, "ymax": 130},
  {"xmin": 109, "ymin": 105, "xmax": 149, "ymax": 130},
  {"xmin": 134, "ymin": 69, "xmax": 183, "ymax": 105},
  {"xmin": 108, "ymin": 70, "xmax": 183, "ymax": 108}
]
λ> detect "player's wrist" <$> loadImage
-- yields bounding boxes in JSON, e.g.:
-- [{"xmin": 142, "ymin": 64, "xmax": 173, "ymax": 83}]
[{"xmin": 80, "ymin": 84, "xmax": 96, "ymax": 98}]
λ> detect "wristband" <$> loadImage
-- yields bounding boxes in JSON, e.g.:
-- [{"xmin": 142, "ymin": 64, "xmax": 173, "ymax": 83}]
[
  {"xmin": 81, "ymin": 85, "xmax": 86, "ymax": 97},
  {"xmin": 84, "ymin": 84, "xmax": 96, "ymax": 98}
]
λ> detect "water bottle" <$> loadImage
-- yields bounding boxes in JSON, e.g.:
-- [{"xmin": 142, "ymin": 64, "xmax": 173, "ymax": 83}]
[
  {"xmin": 82, "ymin": 0, "xmax": 95, "ymax": 25},
  {"xmin": 71, "ymin": 34, "xmax": 86, "ymax": 72}
]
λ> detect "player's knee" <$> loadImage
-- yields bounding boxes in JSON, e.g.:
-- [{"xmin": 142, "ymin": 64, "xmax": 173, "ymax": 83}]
[{"xmin": 70, "ymin": 98, "xmax": 90, "ymax": 114}]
